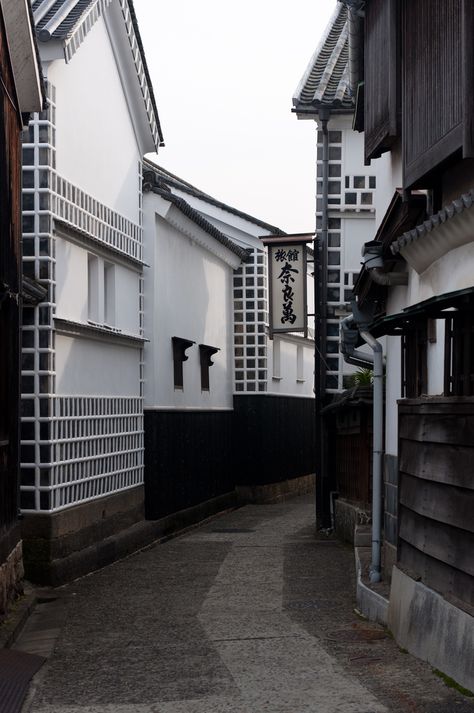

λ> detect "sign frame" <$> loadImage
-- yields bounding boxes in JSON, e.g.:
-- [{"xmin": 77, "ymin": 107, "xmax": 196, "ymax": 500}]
[{"xmin": 262, "ymin": 234, "xmax": 313, "ymax": 340}]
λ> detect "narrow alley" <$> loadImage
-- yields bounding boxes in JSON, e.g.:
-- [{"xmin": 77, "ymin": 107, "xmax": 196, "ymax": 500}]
[{"xmin": 16, "ymin": 496, "xmax": 474, "ymax": 713}]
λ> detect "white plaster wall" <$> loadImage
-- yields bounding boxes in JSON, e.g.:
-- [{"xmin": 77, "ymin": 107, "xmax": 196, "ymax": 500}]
[
  {"xmin": 55, "ymin": 238, "xmax": 88, "ymax": 323},
  {"xmin": 341, "ymin": 215, "xmax": 375, "ymax": 272},
  {"xmin": 55, "ymin": 335, "xmax": 140, "ymax": 396},
  {"xmin": 47, "ymin": 16, "xmax": 141, "ymax": 223},
  {"xmin": 55, "ymin": 235, "xmax": 141, "ymax": 333},
  {"xmin": 373, "ymin": 146, "xmax": 403, "ymax": 233},
  {"xmin": 267, "ymin": 336, "xmax": 314, "ymax": 397},
  {"xmin": 143, "ymin": 198, "xmax": 234, "ymax": 410},
  {"xmin": 385, "ymin": 334, "xmax": 402, "ymax": 456}
]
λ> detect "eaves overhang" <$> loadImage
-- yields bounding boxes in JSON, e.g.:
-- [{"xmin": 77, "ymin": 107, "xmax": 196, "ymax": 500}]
[
  {"xmin": 391, "ymin": 190, "xmax": 474, "ymax": 274},
  {"xmin": 366, "ymin": 286, "xmax": 474, "ymax": 343},
  {"xmin": 1, "ymin": 0, "xmax": 44, "ymax": 114},
  {"xmin": 32, "ymin": 0, "xmax": 163, "ymax": 151},
  {"xmin": 143, "ymin": 159, "xmax": 284, "ymax": 235},
  {"xmin": 292, "ymin": 2, "xmax": 354, "ymax": 118},
  {"xmin": 145, "ymin": 186, "xmax": 249, "ymax": 268}
]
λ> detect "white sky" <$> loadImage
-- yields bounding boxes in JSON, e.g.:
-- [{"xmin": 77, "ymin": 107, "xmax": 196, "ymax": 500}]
[{"xmin": 133, "ymin": 0, "xmax": 337, "ymax": 233}]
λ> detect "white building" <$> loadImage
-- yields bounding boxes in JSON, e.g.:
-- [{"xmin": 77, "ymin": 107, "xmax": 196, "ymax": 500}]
[
  {"xmin": 292, "ymin": 1, "xmax": 382, "ymax": 391},
  {"xmin": 21, "ymin": 0, "xmax": 163, "ymax": 584},
  {"xmin": 142, "ymin": 163, "xmax": 316, "ymax": 516}
]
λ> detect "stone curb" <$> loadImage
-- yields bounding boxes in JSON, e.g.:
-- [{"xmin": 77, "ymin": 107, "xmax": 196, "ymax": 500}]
[
  {"xmin": 354, "ymin": 545, "xmax": 389, "ymax": 626},
  {"xmin": 0, "ymin": 584, "xmax": 37, "ymax": 649}
]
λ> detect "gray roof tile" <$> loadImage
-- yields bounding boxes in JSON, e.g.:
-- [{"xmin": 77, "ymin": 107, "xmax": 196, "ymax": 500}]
[
  {"xmin": 391, "ymin": 190, "xmax": 474, "ymax": 255},
  {"xmin": 293, "ymin": 2, "xmax": 353, "ymax": 115},
  {"xmin": 32, "ymin": 0, "xmax": 96, "ymax": 40}
]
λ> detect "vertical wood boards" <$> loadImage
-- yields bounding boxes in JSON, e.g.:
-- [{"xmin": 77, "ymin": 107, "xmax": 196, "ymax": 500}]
[
  {"xmin": 398, "ymin": 399, "xmax": 474, "ymax": 608},
  {"xmin": 364, "ymin": 0, "xmax": 399, "ymax": 161},
  {"xmin": 402, "ymin": 0, "xmax": 463, "ymax": 187}
]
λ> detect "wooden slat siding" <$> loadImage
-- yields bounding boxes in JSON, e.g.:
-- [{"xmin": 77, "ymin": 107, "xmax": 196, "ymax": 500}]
[
  {"xmin": 364, "ymin": 0, "xmax": 398, "ymax": 161},
  {"xmin": 402, "ymin": 0, "xmax": 463, "ymax": 188},
  {"xmin": 399, "ymin": 440, "xmax": 474, "ymax": 490},
  {"xmin": 399, "ymin": 540, "xmax": 474, "ymax": 609},
  {"xmin": 399, "ymin": 413, "xmax": 474, "ymax": 446},
  {"xmin": 399, "ymin": 507, "xmax": 474, "ymax": 577},
  {"xmin": 462, "ymin": 0, "xmax": 474, "ymax": 156},
  {"xmin": 333, "ymin": 411, "xmax": 372, "ymax": 505},
  {"xmin": 0, "ymin": 8, "xmax": 22, "ymax": 536},
  {"xmin": 398, "ymin": 398, "xmax": 474, "ymax": 608},
  {"xmin": 399, "ymin": 473, "xmax": 473, "ymax": 534}
]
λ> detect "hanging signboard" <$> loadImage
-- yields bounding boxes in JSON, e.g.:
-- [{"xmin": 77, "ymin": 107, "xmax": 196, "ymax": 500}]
[{"xmin": 262, "ymin": 234, "xmax": 311, "ymax": 338}]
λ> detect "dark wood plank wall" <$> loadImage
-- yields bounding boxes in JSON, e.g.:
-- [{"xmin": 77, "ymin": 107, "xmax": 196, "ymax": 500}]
[
  {"xmin": 0, "ymin": 10, "xmax": 22, "ymax": 540},
  {"xmin": 398, "ymin": 398, "xmax": 474, "ymax": 609},
  {"xmin": 402, "ymin": 0, "xmax": 463, "ymax": 188},
  {"xmin": 364, "ymin": 0, "xmax": 398, "ymax": 161},
  {"xmin": 329, "ymin": 406, "xmax": 372, "ymax": 505}
]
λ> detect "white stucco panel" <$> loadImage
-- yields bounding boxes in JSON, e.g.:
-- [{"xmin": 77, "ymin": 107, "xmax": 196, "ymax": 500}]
[
  {"xmin": 47, "ymin": 15, "xmax": 141, "ymax": 223},
  {"xmin": 55, "ymin": 335, "xmax": 140, "ymax": 396},
  {"xmin": 144, "ymin": 206, "xmax": 234, "ymax": 410}
]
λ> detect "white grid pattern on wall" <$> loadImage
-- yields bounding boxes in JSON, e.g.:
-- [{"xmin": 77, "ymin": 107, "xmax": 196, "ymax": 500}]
[
  {"xmin": 55, "ymin": 176, "xmax": 143, "ymax": 261},
  {"xmin": 20, "ymin": 83, "xmax": 145, "ymax": 513},
  {"xmin": 233, "ymin": 248, "xmax": 268, "ymax": 393},
  {"xmin": 20, "ymin": 397, "xmax": 144, "ymax": 512}
]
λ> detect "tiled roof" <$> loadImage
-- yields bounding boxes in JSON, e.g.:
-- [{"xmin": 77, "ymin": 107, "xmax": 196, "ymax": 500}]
[
  {"xmin": 391, "ymin": 190, "xmax": 474, "ymax": 255},
  {"xmin": 30, "ymin": 0, "xmax": 163, "ymax": 147},
  {"xmin": 144, "ymin": 160, "xmax": 286, "ymax": 235},
  {"xmin": 143, "ymin": 176, "xmax": 250, "ymax": 262},
  {"xmin": 292, "ymin": 2, "xmax": 353, "ymax": 115},
  {"xmin": 32, "ymin": 0, "xmax": 97, "ymax": 40}
]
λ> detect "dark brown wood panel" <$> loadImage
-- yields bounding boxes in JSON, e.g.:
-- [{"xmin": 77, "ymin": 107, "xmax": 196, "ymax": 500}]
[
  {"xmin": 462, "ymin": 0, "xmax": 474, "ymax": 156},
  {"xmin": 399, "ymin": 413, "xmax": 474, "ymax": 446},
  {"xmin": 402, "ymin": 0, "xmax": 463, "ymax": 187},
  {"xmin": 399, "ymin": 540, "xmax": 474, "ymax": 609},
  {"xmin": 364, "ymin": 0, "xmax": 398, "ymax": 161},
  {"xmin": 399, "ymin": 440, "xmax": 474, "ymax": 490},
  {"xmin": 399, "ymin": 507, "xmax": 474, "ymax": 576},
  {"xmin": 398, "ymin": 398, "xmax": 474, "ymax": 609},
  {"xmin": 400, "ymin": 472, "xmax": 474, "ymax": 533}
]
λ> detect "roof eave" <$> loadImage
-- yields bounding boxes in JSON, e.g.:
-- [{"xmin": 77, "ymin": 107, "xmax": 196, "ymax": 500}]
[{"xmin": 1, "ymin": 0, "xmax": 44, "ymax": 114}]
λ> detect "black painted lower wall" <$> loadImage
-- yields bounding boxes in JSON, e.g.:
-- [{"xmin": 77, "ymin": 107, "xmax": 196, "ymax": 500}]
[
  {"xmin": 144, "ymin": 396, "xmax": 316, "ymax": 519},
  {"xmin": 233, "ymin": 395, "xmax": 315, "ymax": 486},
  {"xmin": 144, "ymin": 410, "xmax": 234, "ymax": 520}
]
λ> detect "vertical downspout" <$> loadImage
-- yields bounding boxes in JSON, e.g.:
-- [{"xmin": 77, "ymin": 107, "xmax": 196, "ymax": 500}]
[
  {"xmin": 314, "ymin": 107, "xmax": 331, "ymax": 529},
  {"xmin": 359, "ymin": 329, "xmax": 383, "ymax": 583}
]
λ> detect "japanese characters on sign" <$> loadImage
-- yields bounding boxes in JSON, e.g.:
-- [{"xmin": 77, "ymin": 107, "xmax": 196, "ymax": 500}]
[{"xmin": 268, "ymin": 243, "xmax": 307, "ymax": 337}]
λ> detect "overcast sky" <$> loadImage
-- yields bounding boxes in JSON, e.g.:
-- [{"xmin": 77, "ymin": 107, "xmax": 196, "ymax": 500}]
[{"xmin": 133, "ymin": 0, "xmax": 337, "ymax": 233}]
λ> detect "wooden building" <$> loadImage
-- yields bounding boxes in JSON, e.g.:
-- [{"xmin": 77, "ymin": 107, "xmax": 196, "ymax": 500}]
[
  {"xmin": 0, "ymin": 0, "xmax": 43, "ymax": 616},
  {"xmin": 341, "ymin": 0, "xmax": 474, "ymax": 691}
]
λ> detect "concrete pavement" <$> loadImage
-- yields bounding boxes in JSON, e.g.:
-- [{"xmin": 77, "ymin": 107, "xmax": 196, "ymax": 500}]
[{"xmin": 15, "ymin": 495, "xmax": 474, "ymax": 712}]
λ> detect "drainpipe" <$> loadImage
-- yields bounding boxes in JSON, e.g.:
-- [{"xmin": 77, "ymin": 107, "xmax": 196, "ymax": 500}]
[
  {"xmin": 359, "ymin": 329, "xmax": 384, "ymax": 583},
  {"xmin": 314, "ymin": 106, "xmax": 331, "ymax": 529},
  {"xmin": 362, "ymin": 241, "xmax": 408, "ymax": 286},
  {"xmin": 340, "ymin": 315, "xmax": 374, "ymax": 368}
]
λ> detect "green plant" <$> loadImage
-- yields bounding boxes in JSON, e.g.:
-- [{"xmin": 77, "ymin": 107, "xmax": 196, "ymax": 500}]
[
  {"xmin": 433, "ymin": 669, "xmax": 474, "ymax": 697},
  {"xmin": 348, "ymin": 368, "xmax": 373, "ymax": 387}
]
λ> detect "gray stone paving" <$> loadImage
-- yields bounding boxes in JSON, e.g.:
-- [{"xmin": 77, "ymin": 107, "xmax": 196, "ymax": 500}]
[{"xmin": 16, "ymin": 496, "xmax": 474, "ymax": 713}]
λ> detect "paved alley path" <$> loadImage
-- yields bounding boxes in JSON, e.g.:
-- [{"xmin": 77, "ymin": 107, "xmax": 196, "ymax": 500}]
[{"xmin": 17, "ymin": 496, "xmax": 474, "ymax": 713}]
